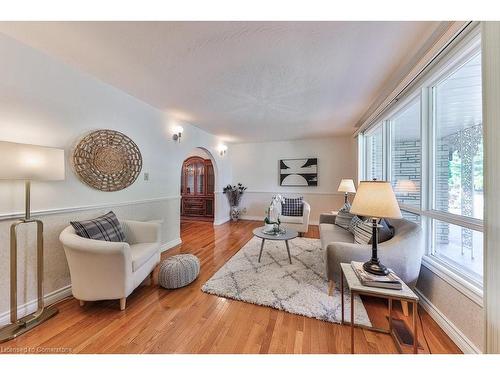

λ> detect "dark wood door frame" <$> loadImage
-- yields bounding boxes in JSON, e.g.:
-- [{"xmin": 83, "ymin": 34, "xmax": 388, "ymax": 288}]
[{"xmin": 181, "ymin": 156, "xmax": 215, "ymax": 220}]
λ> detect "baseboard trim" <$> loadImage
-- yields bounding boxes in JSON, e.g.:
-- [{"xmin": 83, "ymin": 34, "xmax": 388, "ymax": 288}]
[
  {"xmin": 240, "ymin": 215, "xmax": 319, "ymax": 226},
  {"xmin": 214, "ymin": 217, "xmax": 230, "ymax": 226},
  {"xmin": 243, "ymin": 190, "xmax": 344, "ymax": 196},
  {"xmin": 0, "ymin": 285, "xmax": 73, "ymax": 327},
  {"xmin": 414, "ymin": 287, "xmax": 482, "ymax": 354},
  {"xmin": 160, "ymin": 238, "xmax": 182, "ymax": 252}
]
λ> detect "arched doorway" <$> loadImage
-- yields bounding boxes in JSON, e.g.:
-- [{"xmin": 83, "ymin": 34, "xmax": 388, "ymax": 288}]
[{"xmin": 180, "ymin": 148, "xmax": 215, "ymax": 222}]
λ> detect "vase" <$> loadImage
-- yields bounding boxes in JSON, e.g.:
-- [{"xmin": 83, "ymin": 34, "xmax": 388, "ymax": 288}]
[{"xmin": 230, "ymin": 206, "xmax": 240, "ymax": 221}]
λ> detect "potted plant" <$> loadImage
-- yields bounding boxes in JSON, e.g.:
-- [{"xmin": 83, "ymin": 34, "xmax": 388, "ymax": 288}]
[{"xmin": 223, "ymin": 183, "xmax": 247, "ymax": 221}]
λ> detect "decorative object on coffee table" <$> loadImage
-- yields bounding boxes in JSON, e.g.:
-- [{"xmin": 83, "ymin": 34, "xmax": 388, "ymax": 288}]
[
  {"xmin": 337, "ymin": 179, "xmax": 356, "ymax": 205},
  {"xmin": 264, "ymin": 194, "xmax": 284, "ymax": 233},
  {"xmin": 350, "ymin": 181, "xmax": 402, "ymax": 275},
  {"xmin": 253, "ymin": 226, "xmax": 298, "ymax": 264},
  {"xmin": 223, "ymin": 183, "xmax": 247, "ymax": 221},
  {"xmin": 158, "ymin": 254, "xmax": 200, "ymax": 289},
  {"xmin": 0, "ymin": 141, "xmax": 65, "ymax": 343},
  {"xmin": 340, "ymin": 263, "xmax": 419, "ymax": 354},
  {"xmin": 72, "ymin": 129, "xmax": 142, "ymax": 192}
]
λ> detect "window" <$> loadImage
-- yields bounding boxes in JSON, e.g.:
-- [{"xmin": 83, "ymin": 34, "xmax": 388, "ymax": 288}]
[
  {"xmin": 432, "ymin": 219, "xmax": 483, "ymax": 282},
  {"xmin": 359, "ymin": 30, "xmax": 483, "ymax": 292},
  {"xmin": 431, "ymin": 51, "xmax": 483, "ymax": 284},
  {"xmin": 365, "ymin": 125, "xmax": 384, "ymax": 181},
  {"xmin": 390, "ymin": 98, "xmax": 421, "ymax": 209},
  {"xmin": 433, "ymin": 53, "xmax": 483, "ymax": 220}
]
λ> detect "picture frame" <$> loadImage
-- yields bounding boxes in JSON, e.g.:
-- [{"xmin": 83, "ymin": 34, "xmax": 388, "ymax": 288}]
[{"xmin": 279, "ymin": 158, "xmax": 318, "ymax": 186}]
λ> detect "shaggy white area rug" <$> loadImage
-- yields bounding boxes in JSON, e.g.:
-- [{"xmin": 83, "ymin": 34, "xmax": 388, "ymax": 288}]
[{"xmin": 202, "ymin": 236, "xmax": 371, "ymax": 325}]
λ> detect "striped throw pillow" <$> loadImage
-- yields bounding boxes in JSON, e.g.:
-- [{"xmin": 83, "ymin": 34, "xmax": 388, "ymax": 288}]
[
  {"xmin": 352, "ymin": 217, "xmax": 373, "ymax": 244},
  {"xmin": 334, "ymin": 203, "xmax": 354, "ymax": 230},
  {"xmin": 71, "ymin": 211, "xmax": 126, "ymax": 242},
  {"xmin": 348, "ymin": 215, "xmax": 362, "ymax": 234}
]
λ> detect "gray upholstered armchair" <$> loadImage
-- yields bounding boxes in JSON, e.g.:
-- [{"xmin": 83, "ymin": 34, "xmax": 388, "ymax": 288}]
[{"xmin": 319, "ymin": 213, "xmax": 424, "ymax": 314}]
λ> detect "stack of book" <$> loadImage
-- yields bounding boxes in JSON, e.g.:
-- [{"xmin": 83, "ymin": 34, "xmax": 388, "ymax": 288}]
[{"xmin": 351, "ymin": 261, "xmax": 402, "ymax": 290}]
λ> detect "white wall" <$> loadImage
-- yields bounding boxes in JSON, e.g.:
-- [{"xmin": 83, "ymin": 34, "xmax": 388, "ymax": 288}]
[
  {"xmin": 186, "ymin": 147, "xmax": 212, "ymax": 159},
  {"xmin": 0, "ymin": 33, "xmax": 231, "ymax": 320},
  {"xmin": 229, "ymin": 137, "xmax": 357, "ymax": 223},
  {"xmin": 0, "ymin": 33, "xmax": 232, "ymax": 218}
]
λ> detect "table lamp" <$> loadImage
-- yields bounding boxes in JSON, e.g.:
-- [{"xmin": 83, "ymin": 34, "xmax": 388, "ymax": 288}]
[
  {"xmin": 0, "ymin": 140, "xmax": 65, "ymax": 342},
  {"xmin": 350, "ymin": 181, "xmax": 402, "ymax": 275},
  {"xmin": 337, "ymin": 179, "xmax": 356, "ymax": 204}
]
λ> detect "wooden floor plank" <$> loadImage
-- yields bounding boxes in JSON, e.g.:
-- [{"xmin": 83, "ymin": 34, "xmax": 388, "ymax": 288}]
[{"xmin": 0, "ymin": 220, "xmax": 461, "ymax": 354}]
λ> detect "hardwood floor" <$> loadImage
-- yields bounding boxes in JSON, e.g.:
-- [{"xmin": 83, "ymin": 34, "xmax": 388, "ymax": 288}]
[{"xmin": 0, "ymin": 220, "xmax": 461, "ymax": 354}]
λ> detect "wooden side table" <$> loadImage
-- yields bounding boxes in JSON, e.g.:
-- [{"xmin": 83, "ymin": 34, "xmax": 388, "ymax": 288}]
[{"xmin": 340, "ymin": 263, "xmax": 419, "ymax": 354}]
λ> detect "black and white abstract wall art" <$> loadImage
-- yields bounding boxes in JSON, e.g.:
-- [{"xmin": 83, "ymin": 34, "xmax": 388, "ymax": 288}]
[{"xmin": 279, "ymin": 158, "xmax": 318, "ymax": 186}]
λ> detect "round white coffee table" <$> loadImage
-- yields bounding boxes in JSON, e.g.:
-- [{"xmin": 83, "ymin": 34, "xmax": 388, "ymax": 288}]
[{"xmin": 252, "ymin": 226, "xmax": 298, "ymax": 264}]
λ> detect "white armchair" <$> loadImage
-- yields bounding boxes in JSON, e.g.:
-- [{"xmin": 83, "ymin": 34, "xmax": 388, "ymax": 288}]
[
  {"xmin": 59, "ymin": 219, "xmax": 162, "ymax": 310},
  {"xmin": 279, "ymin": 200, "xmax": 311, "ymax": 236}
]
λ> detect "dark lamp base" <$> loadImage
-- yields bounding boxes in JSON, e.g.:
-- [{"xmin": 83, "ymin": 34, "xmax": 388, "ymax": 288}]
[{"xmin": 363, "ymin": 260, "xmax": 389, "ymax": 276}]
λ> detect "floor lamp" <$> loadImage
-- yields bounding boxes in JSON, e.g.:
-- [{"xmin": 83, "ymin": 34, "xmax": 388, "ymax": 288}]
[{"xmin": 0, "ymin": 141, "xmax": 65, "ymax": 343}]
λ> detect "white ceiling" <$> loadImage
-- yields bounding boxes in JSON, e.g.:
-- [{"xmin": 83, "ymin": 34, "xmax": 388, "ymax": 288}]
[{"xmin": 0, "ymin": 21, "xmax": 446, "ymax": 143}]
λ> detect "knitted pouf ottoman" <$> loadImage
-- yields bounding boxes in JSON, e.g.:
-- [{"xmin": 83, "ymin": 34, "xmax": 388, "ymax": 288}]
[{"xmin": 158, "ymin": 254, "xmax": 200, "ymax": 289}]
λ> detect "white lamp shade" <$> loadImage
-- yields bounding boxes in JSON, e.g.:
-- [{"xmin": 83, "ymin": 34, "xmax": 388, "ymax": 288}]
[
  {"xmin": 0, "ymin": 141, "xmax": 65, "ymax": 181},
  {"xmin": 350, "ymin": 181, "xmax": 402, "ymax": 219},
  {"xmin": 337, "ymin": 178, "xmax": 356, "ymax": 193},
  {"xmin": 395, "ymin": 179, "xmax": 418, "ymax": 193}
]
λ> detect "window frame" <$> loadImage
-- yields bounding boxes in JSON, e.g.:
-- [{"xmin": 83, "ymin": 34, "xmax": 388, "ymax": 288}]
[
  {"xmin": 364, "ymin": 122, "xmax": 386, "ymax": 181},
  {"xmin": 386, "ymin": 93, "xmax": 422, "ymax": 213},
  {"xmin": 424, "ymin": 32, "xmax": 483, "ymax": 290},
  {"xmin": 358, "ymin": 25, "xmax": 483, "ymax": 304}
]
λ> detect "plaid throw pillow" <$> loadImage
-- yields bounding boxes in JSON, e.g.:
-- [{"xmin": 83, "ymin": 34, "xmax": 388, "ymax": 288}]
[
  {"xmin": 71, "ymin": 211, "xmax": 126, "ymax": 242},
  {"xmin": 281, "ymin": 197, "xmax": 304, "ymax": 216},
  {"xmin": 334, "ymin": 203, "xmax": 354, "ymax": 230}
]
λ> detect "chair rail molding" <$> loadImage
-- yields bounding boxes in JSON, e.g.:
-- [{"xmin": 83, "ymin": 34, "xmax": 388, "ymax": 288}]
[
  {"xmin": 482, "ymin": 21, "xmax": 500, "ymax": 354},
  {"xmin": 0, "ymin": 195, "xmax": 181, "ymax": 222}
]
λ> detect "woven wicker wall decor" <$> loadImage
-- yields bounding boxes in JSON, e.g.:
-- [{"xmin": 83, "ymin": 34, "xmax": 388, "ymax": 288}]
[{"xmin": 73, "ymin": 129, "xmax": 142, "ymax": 192}]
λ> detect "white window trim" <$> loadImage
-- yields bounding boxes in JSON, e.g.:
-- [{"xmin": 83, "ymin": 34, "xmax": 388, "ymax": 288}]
[
  {"xmin": 386, "ymin": 94, "xmax": 422, "ymax": 207},
  {"xmin": 357, "ymin": 135, "xmax": 365, "ymax": 182},
  {"xmin": 364, "ymin": 122, "xmax": 385, "ymax": 181},
  {"xmin": 399, "ymin": 206, "xmax": 484, "ymax": 306},
  {"xmin": 424, "ymin": 209, "xmax": 483, "ymax": 232},
  {"xmin": 421, "ymin": 255, "xmax": 483, "ymax": 307},
  {"xmin": 425, "ymin": 28, "xmax": 483, "ymax": 290},
  {"xmin": 359, "ymin": 24, "xmax": 484, "ymax": 302}
]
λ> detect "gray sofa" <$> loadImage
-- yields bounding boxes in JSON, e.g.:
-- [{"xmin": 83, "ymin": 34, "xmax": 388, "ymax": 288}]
[{"xmin": 319, "ymin": 213, "xmax": 424, "ymax": 289}]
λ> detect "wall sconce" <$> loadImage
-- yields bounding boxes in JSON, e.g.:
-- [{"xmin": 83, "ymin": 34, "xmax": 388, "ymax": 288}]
[
  {"xmin": 218, "ymin": 144, "xmax": 228, "ymax": 156},
  {"xmin": 172, "ymin": 125, "xmax": 183, "ymax": 142}
]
